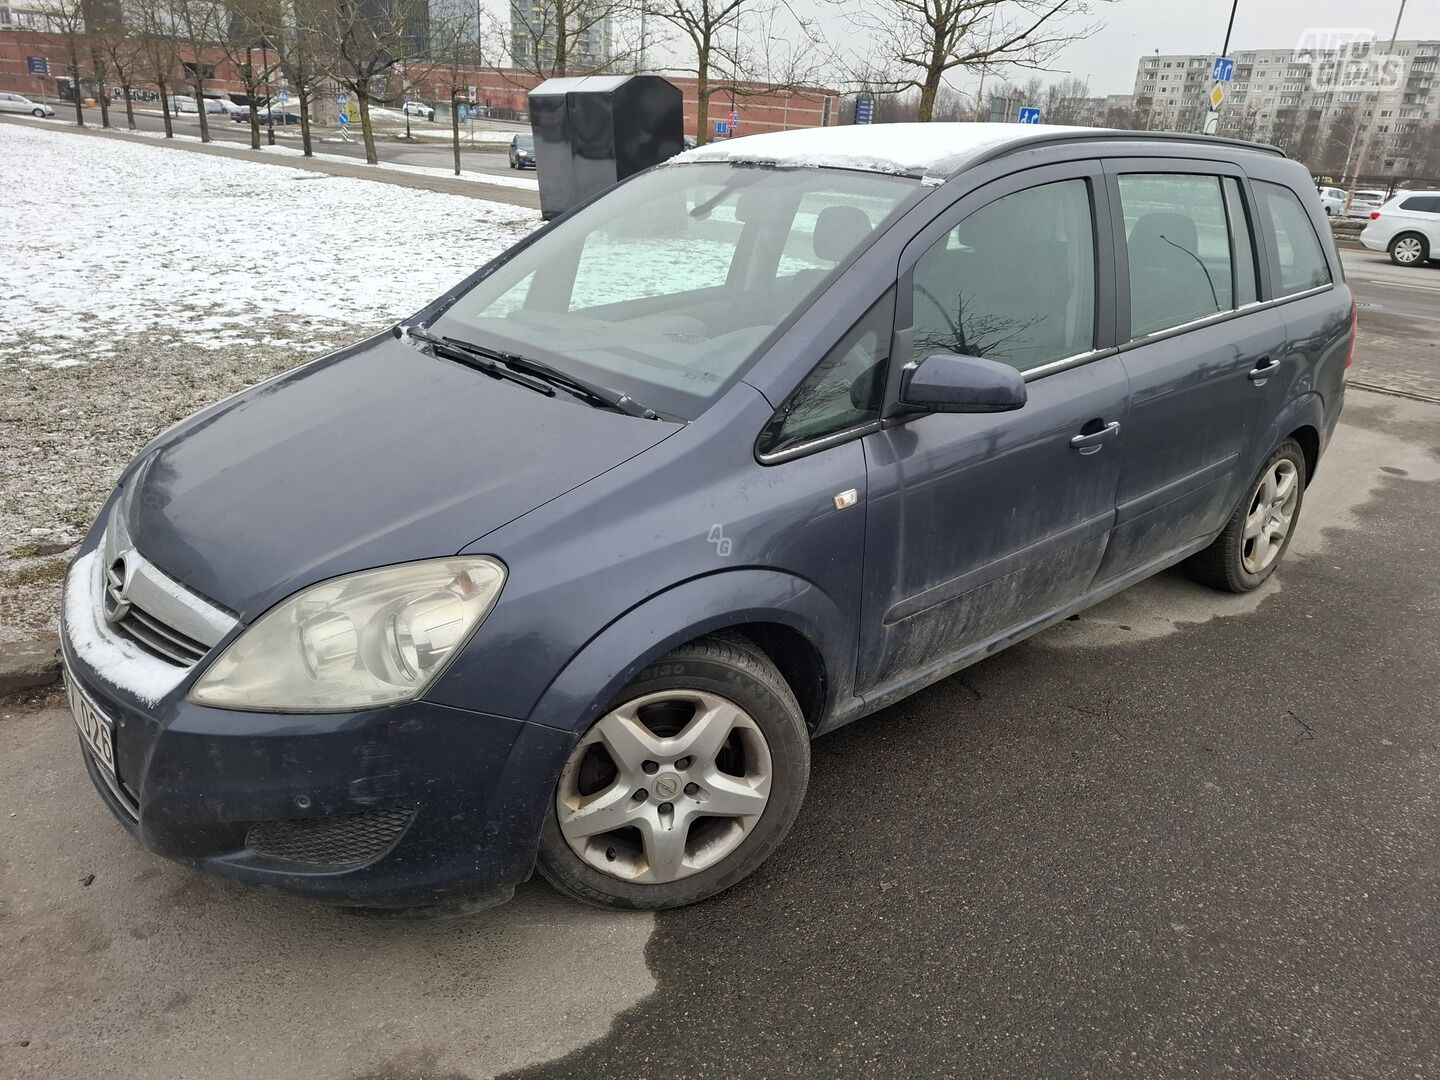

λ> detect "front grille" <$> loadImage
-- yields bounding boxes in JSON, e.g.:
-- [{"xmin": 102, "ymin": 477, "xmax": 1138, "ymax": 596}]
[
  {"xmin": 104, "ymin": 558, "xmax": 209, "ymax": 667},
  {"xmin": 245, "ymin": 808, "xmax": 415, "ymax": 867}
]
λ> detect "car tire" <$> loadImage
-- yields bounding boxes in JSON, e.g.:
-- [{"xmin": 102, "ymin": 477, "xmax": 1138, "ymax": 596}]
[
  {"xmin": 1185, "ymin": 439, "xmax": 1307, "ymax": 593},
  {"xmin": 32, "ymin": 108, "xmax": 46, "ymax": 117},
  {"xmin": 1389, "ymin": 232, "xmax": 1429, "ymax": 266},
  {"xmin": 536, "ymin": 633, "xmax": 810, "ymax": 911}
]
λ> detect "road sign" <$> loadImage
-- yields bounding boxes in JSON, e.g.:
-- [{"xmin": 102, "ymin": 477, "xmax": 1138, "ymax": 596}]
[
  {"xmin": 1212, "ymin": 56, "xmax": 1236, "ymax": 83},
  {"xmin": 277, "ymin": 89, "xmax": 290, "ymax": 102},
  {"xmin": 26, "ymin": 56, "xmax": 49, "ymax": 77},
  {"xmin": 854, "ymin": 96, "xmax": 874, "ymax": 125},
  {"xmin": 730, "ymin": 110, "xmax": 738, "ymax": 124},
  {"xmin": 1018, "ymin": 106, "xmax": 1042, "ymax": 124},
  {"xmin": 335, "ymin": 92, "xmax": 349, "ymax": 106},
  {"xmin": 337, "ymin": 111, "xmax": 349, "ymax": 125},
  {"xmin": 1209, "ymin": 85, "xmax": 1225, "ymax": 110}
]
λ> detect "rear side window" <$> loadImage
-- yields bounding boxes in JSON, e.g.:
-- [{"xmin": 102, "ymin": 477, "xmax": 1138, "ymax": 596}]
[
  {"xmin": 1400, "ymin": 196, "xmax": 1440, "ymax": 213},
  {"xmin": 1255, "ymin": 182, "xmax": 1332, "ymax": 296},
  {"xmin": 910, "ymin": 178, "xmax": 1096, "ymax": 372},
  {"xmin": 759, "ymin": 289, "xmax": 894, "ymax": 458},
  {"xmin": 1118, "ymin": 173, "xmax": 1236, "ymax": 336}
]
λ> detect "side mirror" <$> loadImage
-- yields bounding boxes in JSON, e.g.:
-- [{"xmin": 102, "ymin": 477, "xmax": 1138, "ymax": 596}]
[{"xmin": 898, "ymin": 353, "xmax": 1027, "ymax": 413}]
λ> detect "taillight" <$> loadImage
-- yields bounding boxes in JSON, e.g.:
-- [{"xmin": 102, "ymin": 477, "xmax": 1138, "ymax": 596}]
[
  {"xmin": 1370, "ymin": 211, "xmax": 1381, "ymax": 219},
  {"xmin": 1345, "ymin": 295, "xmax": 1357, "ymax": 369}
]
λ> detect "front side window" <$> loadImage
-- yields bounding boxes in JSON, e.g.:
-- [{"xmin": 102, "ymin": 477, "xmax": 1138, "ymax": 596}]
[
  {"xmin": 1255, "ymin": 181, "xmax": 1332, "ymax": 296},
  {"xmin": 911, "ymin": 178, "xmax": 1096, "ymax": 372},
  {"xmin": 434, "ymin": 163, "xmax": 919, "ymax": 419},
  {"xmin": 1118, "ymin": 173, "xmax": 1237, "ymax": 336},
  {"xmin": 758, "ymin": 289, "xmax": 894, "ymax": 458}
]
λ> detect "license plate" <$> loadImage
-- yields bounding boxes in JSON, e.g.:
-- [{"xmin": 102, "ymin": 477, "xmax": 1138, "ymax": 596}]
[{"xmin": 66, "ymin": 664, "xmax": 117, "ymax": 779}]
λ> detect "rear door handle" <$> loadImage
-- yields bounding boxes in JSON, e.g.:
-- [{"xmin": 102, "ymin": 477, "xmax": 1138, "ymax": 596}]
[
  {"xmin": 1070, "ymin": 421, "xmax": 1121, "ymax": 455},
  {"xmin": 1248, "ymin": 356, "xmax": 1280, "ymax": 382}
]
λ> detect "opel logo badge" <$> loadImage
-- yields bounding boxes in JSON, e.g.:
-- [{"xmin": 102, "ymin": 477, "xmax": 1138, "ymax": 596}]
[{"xmin": 653, "ymin": 775, "xmax": 680, "ymax": 800}]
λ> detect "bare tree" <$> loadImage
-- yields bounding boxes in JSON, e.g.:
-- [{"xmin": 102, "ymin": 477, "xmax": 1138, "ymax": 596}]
[
  {"xmin": 427, "ymin": 1, "xmax": 491, "ymax": 175},
  {"xmin": 498, "ymin": 0, "xmax": 639, "ymax": 80},
  {"xmin": 34, "ymin": 0, "xmax": 89, "ymax": 125},
  {"xmin": 171, "ymin": 0, "xmax": 224, "ymax": 141},
  {"xmin": 642, "ymin": 0, "xmax": 820, "ymax": 145},
  {"xmin": 134, "ymin": 0, "xmax": 181, "ymax": 136},
  {"xmin": 217, "ymin": 0, "xmax": 277, "ymax": 149},
  {"xmin": 1041, "ymin": 74, "xmax": 1088, "ymax": 124},
  {"xmin": 830, "ymin": 0, "xmax": 1099, "ymax": 123},
  {"xmin": 260, "ymin": 0, "xmax": 325, "ymax": 156},
  {"xmin": 97, "ymin": 2, "xmax": 145, "ymax": 128},
  {"xmin": 323, "ymin": 0, "xmax": 428, "ymax": 165}
]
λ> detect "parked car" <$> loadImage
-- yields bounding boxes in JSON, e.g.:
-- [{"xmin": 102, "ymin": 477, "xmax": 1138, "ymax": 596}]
[
  {"xmin": 62, "ymin": 124, "xmax": 1353, "ymax": 916},
  {"xmin": 209, "ymin": 97, "xmax": 249, "ymax": 117},
  {"xmin": 509, "ymin": 131, "xmax": 535, "ymax": 169},
  {"xmin": 403, "ymin": 100, "xmax": 435, "ymax": 121},
  {"xmin": 1317, "ymin": 185, "xmax": 1346, "ymax": 216},
  {"xmin": 1345, "ymin": 189, "xmax": 1387, "ymax": 219},
  {"xmin": 0, "ymin": 91, "xmax": 54, "ymax": 117},
  {"xmin": 168, "ymin": 95, "xmax": 199, "ymax": 114},
  {"xmin": 1360, "ymin": 189, "xmax": 1440, "ymax": 266},
  {"xmin": 230, "ymin": 104, "xmax": 300, "ymax": 125}
]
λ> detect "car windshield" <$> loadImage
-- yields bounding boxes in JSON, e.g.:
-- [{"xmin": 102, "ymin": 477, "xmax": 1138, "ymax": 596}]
[
  {"xmin": 517, "ymin": 134, "xmax": 533, "ymax": 148},
  {"xmin": 431, "ymin": 162, "xmax": 920, "ymax": 419}
]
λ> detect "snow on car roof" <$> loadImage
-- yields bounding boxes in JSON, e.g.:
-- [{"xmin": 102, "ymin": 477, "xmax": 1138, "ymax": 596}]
[
  {"xmin": 671, "ymin": 122, "xmax": 1109, "ymax": 181},
  {"xmin": 671, "ymin": 122, "xmax": 1281, "ymax": 183}
]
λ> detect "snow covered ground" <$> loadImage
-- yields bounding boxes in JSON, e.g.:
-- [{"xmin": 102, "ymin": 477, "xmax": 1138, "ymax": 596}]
[{"xmin": 0, "ymin": 122, "xmax": 541, "ymax": 643}]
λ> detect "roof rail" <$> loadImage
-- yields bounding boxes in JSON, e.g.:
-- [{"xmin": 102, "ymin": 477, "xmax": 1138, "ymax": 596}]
[{"xmin": 949, "ymin": 128, "xmax": 1285, "ymax": 178}]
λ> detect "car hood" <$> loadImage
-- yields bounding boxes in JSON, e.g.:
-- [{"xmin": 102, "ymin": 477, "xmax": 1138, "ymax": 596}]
[{"xmin": 123, "ymin": 333, "xmax": 678, "ymax": 620}]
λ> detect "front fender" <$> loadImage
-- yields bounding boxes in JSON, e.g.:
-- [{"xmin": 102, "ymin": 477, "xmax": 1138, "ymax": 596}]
[{"xmin": 526, "ymin": 568, "xmax": 852, "ymax": 736}]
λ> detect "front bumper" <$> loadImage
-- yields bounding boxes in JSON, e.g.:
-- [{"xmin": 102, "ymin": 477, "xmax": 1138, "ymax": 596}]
[{"xmin": 60, "ymin": 547, "xmax": 575, "ymax": 910}]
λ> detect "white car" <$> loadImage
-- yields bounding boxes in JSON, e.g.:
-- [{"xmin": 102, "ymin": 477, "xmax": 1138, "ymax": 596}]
[
  {"xmin": 402, "ymin": 100, "xmax": 435, "ymax": 121},
  {"xmin": 0, "ymin": 91, "xmax": 54, "ymax": 118},
  {"xmin": 168, "ymin": 95, "xmax": 199, "ymax": 114},
  {"xmin": 1360, "ymin": 190, "xmax": 1440, "ymax": 266},
  {"xmin": 1317, "ymin": 186, "xmax": 1347, "ymax": 216},
  {"xmin": 205, "ymin": 97, "xmax": 247, "ymax": 116},
  {"xmin": 1346, "ymin": 190, "xmax": 1387, "ymax": 219}
]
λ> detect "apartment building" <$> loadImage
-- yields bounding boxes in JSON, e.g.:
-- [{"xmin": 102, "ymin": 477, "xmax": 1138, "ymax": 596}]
[
  {"xmin": 510, "ymin": 0, "xmax": 613, "ymax": 73},
  {"xmin": 1133, "ymin": 40, "xmax": 1440, "ymax": 177}
]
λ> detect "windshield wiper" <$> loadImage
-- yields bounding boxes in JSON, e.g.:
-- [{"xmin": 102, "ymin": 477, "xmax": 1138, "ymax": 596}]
[
  {"xmin": 408, "ymin": 325, "xmax": 657, "ymax": 419},
  {"xmin": 402, "ymin": 325, "xmax": 556, "ymax": 398}
]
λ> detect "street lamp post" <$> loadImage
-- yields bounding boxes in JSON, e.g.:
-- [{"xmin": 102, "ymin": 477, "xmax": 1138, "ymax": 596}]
[
  {"xmin": 262, "ymin": 39, "xmax": 274, "ymax": 145},
  {"xmin": 1344, "ymin": 0, "xmax": 1407, "ymax": 215}
]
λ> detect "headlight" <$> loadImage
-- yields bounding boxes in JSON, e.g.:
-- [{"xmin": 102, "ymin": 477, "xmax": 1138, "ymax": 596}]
[{"xmin": 189, "ymin": 558, "xmax": 505, "ymax": 711}]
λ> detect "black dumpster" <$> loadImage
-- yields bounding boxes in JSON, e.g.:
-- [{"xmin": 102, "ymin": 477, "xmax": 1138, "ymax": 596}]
[{"xmin": 528, "ymin": 75, "xmax": 685, "ymax": 220}]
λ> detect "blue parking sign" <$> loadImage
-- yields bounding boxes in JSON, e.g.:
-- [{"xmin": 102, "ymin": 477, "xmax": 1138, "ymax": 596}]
[
  {"xmin": 1212, "ymin": 56, "xmax": 1236, "ymax": 82},
  {"xmin": 715, "ymin": 120, "xmax": 729, "ymax": 136},
  {"xmin": 26, "ymin": 56, "xmax": 49, "ymax": 76},
  {"xmin": 1018, "ymin": 107, "xmax": 1042, "ymax": 124}
]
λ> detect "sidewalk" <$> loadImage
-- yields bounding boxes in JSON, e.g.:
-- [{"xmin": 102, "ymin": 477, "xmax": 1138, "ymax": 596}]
[{"xmin": 0, "ymin": 114, "xmax": 540, "ymax": 211}]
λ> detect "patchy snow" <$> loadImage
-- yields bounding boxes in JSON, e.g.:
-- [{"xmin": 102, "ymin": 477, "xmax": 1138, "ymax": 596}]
[
  {"xmin": 63, "ymin": 548, "xmax": 187, "ymax": 705},
  {"xmin": 0, "ymin": 122, "xmax": 539, "ymax": 367},
  {"xmin": 673, "ymin": 121, "xmax": 1111, "ymax": 179}
]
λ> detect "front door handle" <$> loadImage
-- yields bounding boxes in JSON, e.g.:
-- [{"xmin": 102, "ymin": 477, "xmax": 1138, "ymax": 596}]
[
  {"xmin": 1248, "ymin": 356, "xmax": 1281, "ymax": 383},
  {"xmin": 1070, "ymin": 421, "xmax": 1121, "ymax": 455}
]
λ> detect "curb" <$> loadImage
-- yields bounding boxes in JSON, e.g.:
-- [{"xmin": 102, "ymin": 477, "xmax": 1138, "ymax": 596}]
[{"xmin": 0, "ymin": 638, "xmax": 63, "ymax": 697}]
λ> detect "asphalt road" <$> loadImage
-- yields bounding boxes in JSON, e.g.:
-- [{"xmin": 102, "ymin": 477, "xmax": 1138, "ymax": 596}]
[
  {"xmin": 1343, "ymin": 249, "xmax": 1440, "ymax": 400},
  {"xmin": 33, "ymin": 104, "xmax": 530, "ymax": 179}
]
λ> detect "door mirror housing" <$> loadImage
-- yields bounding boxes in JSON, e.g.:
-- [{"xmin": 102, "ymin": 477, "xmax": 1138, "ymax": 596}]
[{"xmin": 898, "ymin": 353, "xmax": 1028, "ymax": 413}]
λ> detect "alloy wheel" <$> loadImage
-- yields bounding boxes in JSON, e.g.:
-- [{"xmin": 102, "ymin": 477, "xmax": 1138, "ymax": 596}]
[
  {"xmin": 555, "ymin": 690, "xmax": 773, "ymax": 884},
  {"xmin": 1242, "ymin": 458, "xmax": 1299, "ymax": 575},
  {"xmin": 1393, "ymin": 236, "xmax": 1424, "ymax": 264}
]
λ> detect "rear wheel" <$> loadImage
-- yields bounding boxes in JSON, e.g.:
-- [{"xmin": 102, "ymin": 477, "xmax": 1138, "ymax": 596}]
[
  {"xmin": 1390, "ymin": 233, "xmax": 1429, "ymax": 266},
  {"xmin": 1185, "ymin": 440, "xmax": 1306, "ymax": 593},
  {"xmin": 536, "ymin": 634, "xmax": 809, "ymax": 910}
]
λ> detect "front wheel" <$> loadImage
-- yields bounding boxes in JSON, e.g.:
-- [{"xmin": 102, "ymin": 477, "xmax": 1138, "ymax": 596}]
[
  {"xmin": 32, "ymin": 108, "xmax": 46, "ymax": 117},
  {"xmin": 536, "ymin": 634, "xmax": 810, "ymax": 910},
  {"xmin": 1185, "ymin": 440, "xmax": 1306, "ymax": 593},
  {"xmin": 1390, "ymin": 233, "xmax": 1429, "ymax": 266}
]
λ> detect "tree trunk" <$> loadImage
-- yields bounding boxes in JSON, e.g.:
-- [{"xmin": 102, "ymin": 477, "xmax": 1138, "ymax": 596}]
[
  {"xmin": 192, "ymin": 72, "xmax": 210, "ymax": 141},
  {"xmin": 451, "ymin": 92, "xmax": 461, "ymax": 175},
  {"xmin": 357, "ymin": 91, "xmax": 378, "ymax": 164},
  {"xmin": 917, "ymin": 69, "xmax": 942, "ymax": 123},
  {"xmin": 68, "ymin": 48, "xmax": 84, "ymax": 126},
  {"xmin": 248, "ymin": 97, "xmax": 261, "ymax": 149},
  {"xmin": 555, "ymin": 4, "xmax": 567, "ymax": 76},
  {"xmin": 298, "ymin": 88, "xmax": 313, "ymax": 157},
  {"xmin": 159, "ymin": 77, "xmax": 173, "ymax": 137},
  {"xmin": 122, "ymin": 83, "xmax": 135, "ymax": 128},
  {"xmin": 91, "ymin": 51, "xmax": 111, "ymax": 127},
  {"xmin": 695, "ymin": 54, "xmax": 710, "ymax": 146}
]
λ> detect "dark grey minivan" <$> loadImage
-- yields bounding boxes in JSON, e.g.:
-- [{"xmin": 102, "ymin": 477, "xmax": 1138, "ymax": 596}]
[{"xmin": 62, "ymin": 124, "xmax": 1353, "ymax": 913}]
